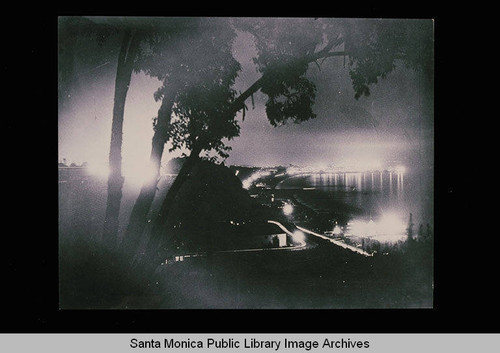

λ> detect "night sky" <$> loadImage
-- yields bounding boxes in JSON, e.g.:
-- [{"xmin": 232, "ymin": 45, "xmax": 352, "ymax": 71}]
[{"xmin": 58, "ymin": 17, "xmax": 433, "ymax": 182}]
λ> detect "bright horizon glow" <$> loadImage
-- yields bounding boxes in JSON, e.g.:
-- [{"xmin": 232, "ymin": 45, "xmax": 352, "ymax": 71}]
[
  {"xmin": 122, "ymin": 160, "xmax": 157, "ymax": 189},
  {"xmin": 86, "ymin": 160, "xmax": 157, "ymax": 189},
  {"xmin": 285, "ymin": 160, "xmax": 390, "ymax": 175},
  {"xmin": 337, "ymin": 159, "xmax": 383, "ymax": 172},
  {"xmin": 394, "ymin": 165, "xmax": 406, "ymax": 173},
  {"xmin": 86, "ymin": 161, "xmax": 110, "ymax": 179}
]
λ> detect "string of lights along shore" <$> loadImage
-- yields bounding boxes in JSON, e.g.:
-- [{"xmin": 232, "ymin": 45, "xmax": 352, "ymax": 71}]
[{"xmin": 130, "ymin": 337, "xmax": 371, "ymax": 350}]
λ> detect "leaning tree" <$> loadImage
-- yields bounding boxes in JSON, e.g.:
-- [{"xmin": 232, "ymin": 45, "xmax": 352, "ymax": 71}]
[
  {"xmin": 58, "ymin": 16, "xmax": 136, "ymax": 248},
  {"xmin": 130, "ymin": 17, "xmax": 434, "ymax": 267},
  {"xmin": 121, "ymin": 17, "xmax": 242, "ymax": 260},
  {"xmin": 64, "ymin": 17, "xmax": 203, "ymax": 249}
]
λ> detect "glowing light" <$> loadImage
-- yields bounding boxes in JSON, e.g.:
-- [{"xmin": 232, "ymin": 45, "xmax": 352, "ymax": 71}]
[
  {"xmin": 122, "ymin": 161, "xmax": 157, "ymax": 189},
  {"xmin": 394, "ymin": 165, "xmax": 406, "ymax": 173},
  {"xmin": 292, "ymin": 230, "xmax": 305, "ymax": 243},
  {"xmin": 286, "ymin": 166, "xmax": 302, "ymax": 175},
  {"xmin": 336, "ymin": 159, "xmax": 383, "ymax": 172},
  {"xmin": 346, "ymin": 212, "xmax": 407, "ymax": 243},
  {"xmin": 283, "ymin": 203, "xmax": 294, "ymax": 216},
  {"xmin": 347, "ymin": 219, "xmax": 372, "ymax": 237},
  {"xmin": 86, "ymin": 161, "xmax": 110, "ymax": 179},
  {"xmin": 332, "ymin": 224, "xmax": 342, "ymax": 235},
  {"xmin": 242, "ymin": 169, "xmax": 271, "ymax": 189},
  {"xmin": 378, "ymin": 213, "xmax": 406, "ymax": 235},
  {"xmin": 365, "ymin": 219, "xmax": 377, "ymax": 235}
]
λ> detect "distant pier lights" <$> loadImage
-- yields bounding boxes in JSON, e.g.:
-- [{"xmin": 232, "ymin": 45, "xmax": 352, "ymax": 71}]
[
  {"xmin": 377, "ymin": 165, "xmax": 406, "ymax": 196},
  {"xmin": 393, "ymin": 165, "xmax": 405, "ymax": 196}
]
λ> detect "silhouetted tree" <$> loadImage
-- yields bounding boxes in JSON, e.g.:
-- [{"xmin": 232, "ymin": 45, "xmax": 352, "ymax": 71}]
[
  {"xmin": 231, "ymin": 18, "xmax": 433, "ymax": 114},
  {"xmin": 407, "ymin": 212, "xmax": 415, "ymax": 241},
  {"xmin": 122, "ymin": 18, "xmax": 240, "ymax": 259},
  {"xmin": 418, "ymin": 223, "xmax": 424, "ymax": 241},
  {"xmin": 101, "ymin": 17, "xmax": 187, "ymax": 248},
  {"xmin": 59, "ymin": 16, "xmax": 124, "ymax": 247},
  {"xmin": 61, "ymin": 17, "xmax": 202, "ymax": 249},
  {"xmin": 343, "ymin": 19, "xmax": 434, "ymax": 98},
  {"xmin": 135, "ymin": 18, "xmax": 434, "ymax": 267},
  {"xmin": 101, "ymin": 27, "xmax": 143, "ymax": 248},
  {"xmin": 142, "ymin": 33, "xmax": 242, "ymax": 265}
]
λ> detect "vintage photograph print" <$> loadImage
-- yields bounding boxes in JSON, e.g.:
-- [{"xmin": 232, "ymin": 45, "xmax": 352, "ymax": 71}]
[{"xmin": 58, "ymin": 17, "xmax": 434, "ymax": 309}]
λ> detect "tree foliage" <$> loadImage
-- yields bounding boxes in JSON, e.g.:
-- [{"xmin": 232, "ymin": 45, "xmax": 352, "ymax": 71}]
[
  {"xmin": 169, "ymin": 57, "xmax": 242, "ymax": 159},
  {"xmin": 237, "ymin": 18, "xmax": 326, "ymax": 126},
  {"xmin": 237, "ymin": 17, "xmax": 433, "ymax": 106},
  {"xmin": 138, "ymin": 18, "xmax": 243, "ymax": 161},
  {"xmin": 343, "ymin": 19, "xmax": 434, "ymax": 99}
]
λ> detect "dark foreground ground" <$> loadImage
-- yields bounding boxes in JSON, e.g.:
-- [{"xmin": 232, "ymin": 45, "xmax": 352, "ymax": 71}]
[{"xmin": 60, "ymin": 233, "xmax": 433, "ymax": 309}]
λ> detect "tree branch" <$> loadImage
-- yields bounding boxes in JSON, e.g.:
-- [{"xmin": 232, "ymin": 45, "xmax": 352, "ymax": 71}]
[
  {"xmin": 227, "ymin": 37, "xmax": 348, "ymax": 117},
  {"xmin": 228, "ymin": 76, "xmax": 265, "ymax": 115},
  {"xmin": 309, "ymin": 50, "xmax": 348, "ymax": 62}
]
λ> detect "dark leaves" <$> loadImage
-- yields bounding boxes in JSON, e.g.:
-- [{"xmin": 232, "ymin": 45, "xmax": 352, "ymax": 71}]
[
  {"xmin": 263, "ymin": 75, "xmax": 317, "ymax": 126},
  {"xmin": 344, "ymin": 19, "xmax": 433, "ymax": 99}
]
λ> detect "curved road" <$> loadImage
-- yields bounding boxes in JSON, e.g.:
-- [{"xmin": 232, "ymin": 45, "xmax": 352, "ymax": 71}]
[{"xmin": 177, "ymin": 220, "xmax": 310, "ymax": 261}]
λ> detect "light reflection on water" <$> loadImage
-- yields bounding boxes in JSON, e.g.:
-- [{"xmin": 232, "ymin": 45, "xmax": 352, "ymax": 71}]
[
  {"xmin": 277, "ymin": 169, "xmax": 432, "ymax": 232},
  {"xmin": 284, "ymin": 171, "xmax": 406, "ymax": 195}
]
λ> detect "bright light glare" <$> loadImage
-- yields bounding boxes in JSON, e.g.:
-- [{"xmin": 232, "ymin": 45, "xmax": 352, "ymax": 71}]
[
  {"xmin": 348, "ymin": 219, "xmax": 375, "ymax": 237},
  {"xmin": 292, "ymin": 230, "xmax": 305, "ymax": 243},
  {"xmin": 378, "ymin": 213, "xmax": 406, "ymax": 235},
  {"xmin": 242, "ymin": 179, "xmax": 252, "ymax": 189},
  {"xmin": 242, "ymin": 170, "xmax": 271, "ymax": 189},
  {"xmin": 87, "ymin": 162, "xmax": 110, "ymax": 179},
  {"xmin": 332, "ymin": 224, "xmax": 342, "ymax": 235},
  {"xmin": 283, "ymin": 203, "xmax": 294, "ymax": 216},
  {"xmin": 123, "ymin": 161, "xmax": 157, "ymax": 189},
  {"xmin": 86, "ymin": 160, "xmax": 157, "ymax": 189},
  {"xmin": 346, "ymin": 213, "xmax": 407, "ymax": 243}
]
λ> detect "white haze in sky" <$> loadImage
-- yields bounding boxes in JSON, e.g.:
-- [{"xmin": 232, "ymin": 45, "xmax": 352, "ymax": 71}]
[{"xmin": 58, "ymin": 18, "xmax": 433, "ymax": 186}]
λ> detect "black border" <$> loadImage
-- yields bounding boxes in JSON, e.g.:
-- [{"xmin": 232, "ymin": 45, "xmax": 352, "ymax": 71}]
[{"xmin": 5, "ymin": 7, "xmax": 497, "ymax": 334}]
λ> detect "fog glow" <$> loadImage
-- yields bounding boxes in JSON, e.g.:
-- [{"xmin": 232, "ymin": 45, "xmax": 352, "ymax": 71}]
[
  {"xmin": 346, "ymin": 212, "xmax": 407, "ymax": 243},
  {"xmin": 86, "ymin": 160, "xmax": 157, "ymax": 189},
  {"xmin": 292, "ymin": 230, "xmax": 305, "ymax": 244},
  {"xmin": 242, "ymin": 170, "xmax": 271, "ymax": 189},
  {"xmin": 283, "ymin": 203, "xmax": 294, "ymax": 216}
]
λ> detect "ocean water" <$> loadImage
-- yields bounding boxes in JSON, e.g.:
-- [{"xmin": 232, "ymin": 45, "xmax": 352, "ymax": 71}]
[{"xmin": 276, "ymin": 169, "xmax": 433, "ymax": 233}]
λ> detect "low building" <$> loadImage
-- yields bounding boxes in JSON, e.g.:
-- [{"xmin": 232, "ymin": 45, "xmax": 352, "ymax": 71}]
[
  {"xmin": 254, "ymin": 233, "xmax": 287, "ymax": 248},
  {"xmin": 206, "ymin": 221, "xmax": 290, "ymax": 251}
]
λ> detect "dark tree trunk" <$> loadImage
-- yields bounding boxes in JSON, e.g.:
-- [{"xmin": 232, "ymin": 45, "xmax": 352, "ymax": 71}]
[
  {"xmin": 102, "ymin": 29, "xmax": 141, "ymax": 249},
  {"xmin": 121, "ymin": 90, "xmax": 177, "ymax": 257},
  {"xmin": 130, "ymin": 78, "xmax": 265, "ymax": 267},
  {"xmin": 141, "ymin": 146, "xmax": 202, "ymax": 266}
]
